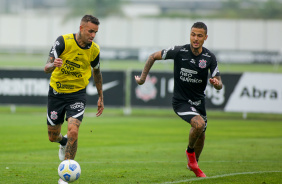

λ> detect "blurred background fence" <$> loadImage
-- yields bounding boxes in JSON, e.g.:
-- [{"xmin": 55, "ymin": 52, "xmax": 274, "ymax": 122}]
[
  {"xmin": 0, "ymin": 0, "xmax": 282, "ymax": 115},
  {"xmin": 0, "ymin": 15, "xmax": 282, "ymax": 64}
]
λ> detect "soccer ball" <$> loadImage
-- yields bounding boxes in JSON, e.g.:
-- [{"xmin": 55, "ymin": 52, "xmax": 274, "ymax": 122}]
[{"xmin": 58, "ymin": 160, "xmax": 81, "ymax": 183}]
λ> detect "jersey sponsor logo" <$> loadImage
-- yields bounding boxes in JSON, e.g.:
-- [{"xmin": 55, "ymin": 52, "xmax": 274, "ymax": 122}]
[
  {"xmin": 56, "ymin": 82, "xmax": 75, "ymax": 89},
  {"xmin": 180, "ymin": 68, "xmax": 202, "ymax": 83},
  {"xmin": 65, "ymin": 36, "xmax": 73, "ymax": 40},
  {"xmin": 135, "ymin": 75, "xmax": 157, "ymax": 102},
  {"xmin": 199, "ymin": 59, "xmax": 207, "ymax": 68},
  {"xmin": 182, "ymin": 58, "xmax": 189, "ymax": 61},
  {"xmin": 202, "ymin": 53, "xmax": 211, "ymax": 57},
  {"xmin": 66, "ymin": 60, "xmax": 80, "ymax": 68},
  {"xmin": 61, "ymin": 68, "xmax": 82, "ymax": 78},
  {"xmin": 180, "ymin": 68, "xmax": 197, "ymax": 74},
  {"xmin": 61, "ymin": 61, "xmax": 82, "ymax": 78},
  {"xmin": 50, "ymin": 111, "xmax": 58, "ymax": 120},
  {"xmin": 190, "ymin": 59, "xmax": 196, "ymax": 64},
  {"xmin": 180, "ymin": 48, "xmax": 188, "ymax": 52}
]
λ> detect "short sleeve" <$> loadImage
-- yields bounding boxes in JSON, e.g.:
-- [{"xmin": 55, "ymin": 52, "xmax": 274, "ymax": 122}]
[
  {"xmin": 161, "ymin": 46, "xmax": 182, "ymax": 60},
  {"xmin": 49, "ymin": 36, "xmax": 65, "ymax": 58},
  {"xmin": 210, "ymin": 53, "xmax": 220, "ymax": 77},
  {"xmin": 91, "ymin": 53, "xmax": 100, "ymax": 69}
]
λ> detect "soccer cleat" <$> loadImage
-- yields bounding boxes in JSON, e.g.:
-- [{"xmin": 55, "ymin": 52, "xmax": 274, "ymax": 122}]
[
  {"xmin": 58, "ymin": 178, "xmax": 68, "ymax": 184},
  {"xmin": 59, "ymin": 134, "xmax": 67, "ymax": 161},
  {"xmin": 185, "ymin": 149, "xmax": 206, "ymax": 177},
  {"xmin": 185, "ymin": 150, "xmax": 199, "ymax": 170},
  {"xmin": 192, "ymin": 167, "xmax": 206, "ymax": 177}
]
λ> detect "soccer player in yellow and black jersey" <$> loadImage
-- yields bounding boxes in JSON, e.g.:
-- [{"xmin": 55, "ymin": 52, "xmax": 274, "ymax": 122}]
[{"xmin": 44, "ymin": 15, "xmax": 104, "ymax": 184}]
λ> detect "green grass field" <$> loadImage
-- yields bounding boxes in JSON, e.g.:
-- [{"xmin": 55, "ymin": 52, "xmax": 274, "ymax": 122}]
[
  {"xmin": 0, "ymin": 107, "xmax": 281, "ymax": 184},
  {"xmin": 0, "ymin": 54, "xmax": 282, "ymax": 183}
]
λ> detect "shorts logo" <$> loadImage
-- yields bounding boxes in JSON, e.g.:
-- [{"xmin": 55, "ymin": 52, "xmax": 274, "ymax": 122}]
[
  {"xmin": 191, "ymin": 107, "xmax": 197, "ymax": 112},
  {"xmin": 70, "ymin": 102, "xmax": 85, "ymax": 110},
  {"xmin": 50, "ymin": 111, "xmax": 58, "ymax": 120},
  {"xmin": 199, "ymin": 59, "xmax": 207, "ymax": 68}
]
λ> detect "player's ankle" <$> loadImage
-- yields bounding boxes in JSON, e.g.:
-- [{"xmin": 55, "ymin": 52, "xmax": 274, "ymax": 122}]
[{"xmin": 187, "ymin": 146, "xmax": 194, "ymax": 153}]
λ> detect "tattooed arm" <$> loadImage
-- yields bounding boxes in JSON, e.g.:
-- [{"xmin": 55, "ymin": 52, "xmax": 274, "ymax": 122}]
[
  {"xmin": 135, "ymin": 51, "xmax": 162, "ymax": 85},
  {"xmin": 93, "ymin": 67, "xmax": 104, "ymax": 117},
  {"xmin": 44, "ymin": 57, "xmax": 63, "ymax": 73}
]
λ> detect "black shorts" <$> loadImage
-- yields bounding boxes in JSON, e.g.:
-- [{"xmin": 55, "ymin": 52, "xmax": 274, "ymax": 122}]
[
  {"xmin": 47, "ymin": 86, "xmax": 86, "ymax": 126},
  {"xmin": 172, "ymin": 98, "xmax": 207, "ymax": 132}
]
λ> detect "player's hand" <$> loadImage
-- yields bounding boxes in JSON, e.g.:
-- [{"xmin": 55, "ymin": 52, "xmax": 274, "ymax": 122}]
[
  {"xmin": 209, "ymin": 78, "xmax": 219, "ymax": 87},
  {"xmin": 135, "ymin": 75, "xmax": 145, "ymax": 85},
  {"xmin": 54, "ymin": 58, "xmax": 63, "ymax": 67},
  {"xmin": 96, "ymin": 97, "xmax": 104, "ymax": 117}
]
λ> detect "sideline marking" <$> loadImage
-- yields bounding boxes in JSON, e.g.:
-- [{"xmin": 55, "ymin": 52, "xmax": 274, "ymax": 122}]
[{"xmin": 158, "ymin": 171, "xmax": 282, "ymax": 184}]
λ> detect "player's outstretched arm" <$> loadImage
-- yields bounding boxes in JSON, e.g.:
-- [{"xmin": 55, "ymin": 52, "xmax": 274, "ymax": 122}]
[
  {"xmin": 93, "ymin": 68, "xmax": 104, "ymax": 117},
  {"xmin": 44, "ymin": 57, "xmax": 63, "ymax": 73},
  {"xmin": 135, "ymin": 51, "xmax": 162, "ymax": 85},
  {"xmin": 209, "ymin": 76, "xmax": 223, "ymax": 90}
]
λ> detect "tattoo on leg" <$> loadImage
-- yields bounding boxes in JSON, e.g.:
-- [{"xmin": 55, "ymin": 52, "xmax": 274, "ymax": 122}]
[
  {"xmin": 47, "ymin": 125, "xmax": 62, "ymax": 142},
  {"xmin": 194, "ymin": 132, "xmax": 205, "ymax": 160},
  {"xmin": 189, "ymin": 116, "xmax": 205, "ymax": 148},
  {"xmin": 65, "ymin": 138, "xmax": 78, "ymax": 160},
  {"xmin": 64, "ymin": 118, "xmax": 80, "ymax": 160}
]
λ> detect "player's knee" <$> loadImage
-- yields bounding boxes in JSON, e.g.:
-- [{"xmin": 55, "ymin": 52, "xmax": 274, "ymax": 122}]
[
  {"xmin": 198, "ymin": 121, "xmax": 205, "ymax": 130},
  {"xmin": 191, "ymin": 116, "xmax": 205, "ymax": 131}
]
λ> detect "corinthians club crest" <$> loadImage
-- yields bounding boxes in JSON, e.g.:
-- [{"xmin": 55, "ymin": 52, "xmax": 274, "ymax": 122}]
[
  {"xmin": 50, "ymin": 111, "xmax": 58, "ymax": 120},
  {"xmin": 199, "ymin": 59, "xmax": 207, "ymax": 69},
  {"xmin": 135, "ymin": 75, "xmax": 158, "ymax": 102}
]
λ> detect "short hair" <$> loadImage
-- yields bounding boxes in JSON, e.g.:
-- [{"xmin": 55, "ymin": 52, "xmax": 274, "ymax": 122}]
[
  {"xmin": 191, "ymin": 22, "xmax": 207, "ymax": 34},
  {"xmin": 81, "ymin": 15, "xmax": 100, "ymax": 25}
]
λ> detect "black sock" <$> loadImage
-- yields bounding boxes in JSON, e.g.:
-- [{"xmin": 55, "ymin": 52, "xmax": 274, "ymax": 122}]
[
  {"xmin": 187, "ymin": 146, "xmax": 194, "ymax": 153},
  {"xmin": 59, "ymin": 136, "xmax": 67, "ymax": 146}
]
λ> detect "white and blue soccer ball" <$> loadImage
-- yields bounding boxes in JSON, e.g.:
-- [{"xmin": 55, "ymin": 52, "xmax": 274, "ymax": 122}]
[{"xmin": 58, "ymin": 160, "xmax": 81, "ymax": 183}]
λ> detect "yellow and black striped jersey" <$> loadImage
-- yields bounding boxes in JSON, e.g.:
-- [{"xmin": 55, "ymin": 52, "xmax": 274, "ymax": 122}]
[{"xmin": 49, "ymin": 33, "xmax": 100, "ymax": 93}]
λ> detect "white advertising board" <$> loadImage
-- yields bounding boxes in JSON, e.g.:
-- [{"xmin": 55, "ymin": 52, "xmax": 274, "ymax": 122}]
[{"xmin": 224, "ymin": 73, "xmax": 282, "ymax": 113}]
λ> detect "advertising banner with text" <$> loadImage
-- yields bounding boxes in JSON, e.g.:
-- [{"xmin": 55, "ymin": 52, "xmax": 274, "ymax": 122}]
[
  {"xmin": 0, "ymin": 69, "xmax": 125, "ymax": 107},
  {"xmin": 131, "ymin": 71, "xmax": 282, "ymax": 114},
  {"xmin": 224, "ymin": 72, "xmax": 282, "ymax": 114},
  {"xmin": 130, "ymin": 71, "xmax": 240, "ymax": 109}
]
